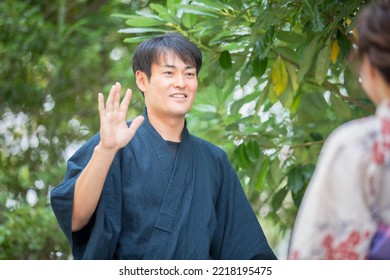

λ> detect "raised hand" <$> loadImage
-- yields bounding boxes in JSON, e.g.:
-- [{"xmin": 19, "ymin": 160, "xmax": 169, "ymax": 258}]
[{"xmin": 98, "ymin": 82, "xmax": 144, "ymax": 151}]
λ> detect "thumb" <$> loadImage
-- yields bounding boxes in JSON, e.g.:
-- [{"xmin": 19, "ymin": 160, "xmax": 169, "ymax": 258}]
[{"xmin": 127, "ymin": 115, "xmax": 145, "ymax": 139}]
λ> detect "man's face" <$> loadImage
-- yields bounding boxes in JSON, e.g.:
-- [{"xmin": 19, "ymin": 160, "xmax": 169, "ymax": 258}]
[{"xmin": 137, "ymin": 51, "xmax": 198, "ymax": 121}]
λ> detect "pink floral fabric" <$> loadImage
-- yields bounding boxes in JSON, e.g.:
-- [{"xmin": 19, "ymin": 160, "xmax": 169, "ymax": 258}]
[{"xmin": 288, "ymin": 100, "xmax": 390, "ymax": 259}]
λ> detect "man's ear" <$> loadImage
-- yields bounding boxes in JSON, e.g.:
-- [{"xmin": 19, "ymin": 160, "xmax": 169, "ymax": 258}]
[{"xmin": 135, "ymin": 70, "xmax": 148, "ymax": 93}]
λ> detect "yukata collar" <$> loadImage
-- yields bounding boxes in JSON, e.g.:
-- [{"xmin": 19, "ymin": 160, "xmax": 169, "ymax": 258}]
[
  {"xmin": 376, "ymin": 99, "xmax": 390, "ymax": 119},
  {"xmin": 141, "ymin": 107, "xmax": 189, "ymax": 140}
]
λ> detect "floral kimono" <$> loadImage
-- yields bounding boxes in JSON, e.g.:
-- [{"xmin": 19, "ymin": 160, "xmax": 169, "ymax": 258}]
[{"xmin": 288, "ymin": 100, "xmax": 390, "ymax": 259}]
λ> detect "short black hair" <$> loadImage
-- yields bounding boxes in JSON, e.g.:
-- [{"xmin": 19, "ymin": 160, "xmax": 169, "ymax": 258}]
[{"xmin": 132, "ymin": 32, "xmax": 202, "ymax": 79}]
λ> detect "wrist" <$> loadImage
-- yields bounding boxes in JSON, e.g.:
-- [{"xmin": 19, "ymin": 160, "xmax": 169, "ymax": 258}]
[{"xmin": 94, "ymin": 143, "xmax": 119, "ymax": 158}]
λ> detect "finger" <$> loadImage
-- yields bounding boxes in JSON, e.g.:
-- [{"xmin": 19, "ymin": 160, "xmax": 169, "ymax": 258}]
[
  {"xmin": 127, "ymin": 115, "xmax": 144, "ymax": 138},
  {"xmin": 98, "ymin": 92, "xmax": 104, "ymax": 112},
  {"xmin": 105, "ymin": 84, "xmax": 117, "ymax": 112},
  {"xmin": 119, "ymin": 89, "xmax": 132, "ymax": 113},
  {"xmin": 114, "ymin": 82, "xmax": 121, "ymax": 111}
]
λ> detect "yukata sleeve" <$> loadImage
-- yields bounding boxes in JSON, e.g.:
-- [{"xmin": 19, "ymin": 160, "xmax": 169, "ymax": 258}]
[
  {"xmin": 50, "ymin": 134, "xmax": 100, "ymax": 257},
  {"xmin": 288, "ymin": 127, "xmax": 376, "ymax": 260},
  {"xmin": 211, "ymin": 153, "xmax": 277, "ymax": 260}
]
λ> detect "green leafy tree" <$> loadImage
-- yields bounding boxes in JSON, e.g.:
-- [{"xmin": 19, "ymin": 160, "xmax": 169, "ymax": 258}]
[
  {"xmin": 0, "ymin": 0, "xmax": 375, "ymax": 259},
  {"xmin": 0, "ymin": 0, "xmax": 148, "ymax": 259},
  {"xmin": 116, "ymin": 0, "xmax": 374, "ymax": 249}
]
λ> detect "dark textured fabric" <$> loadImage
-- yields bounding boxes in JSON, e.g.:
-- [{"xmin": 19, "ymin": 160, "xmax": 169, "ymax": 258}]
[
  {"xmin": 165, "ymin": 140, "xmax": 180, "ymax": 160},
  {"xmin": 50, "ymin": 110, "xmax": 277, "ymax": 260}
]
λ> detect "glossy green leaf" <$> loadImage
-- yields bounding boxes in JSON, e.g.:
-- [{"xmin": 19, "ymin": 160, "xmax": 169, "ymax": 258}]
[
  {"xmin": 234, "ymin": 144, "xmax": 252, "ymax": 169},
  {"xmin": 279, "ymin": 87, "xmax": 294, "ymax": 109},
  {"xmin": 123, "ymin": 36, "xmax": 153, "ymax": 43},
  {"xmin": 271, "ymin": 56, "xmax": 288, "ymax": 96},
  {"xmin": 315, "ymin": 37, "xmax": 332, "ymax": 85},
  {"xmin": 181, "ymin": 13, "xmax": 198, "ymax": 29},
  {"xmin": 301, "ymin": 164, "xmax": 315, "ymax": 180},
  {"xmin": 271, "ymin": 187, "xmax": 289, "ymax": 211},
  {"xmin": 246, "ymin": 140, "xmax": 260, "ymax": 163},
  {"xmin": 150, "ymin": 3, "xmax": 181, "ymax": 24},
  {"xmin": 276, "ymin": 31, "xmax": 306, "ymax": 45},
  {"xmin": 111, "ymin": 13, "xmax": 139, "ymax": 19},
  {"xmin": 275, "ymin": 46, "xmax": 299, "ymax": 65},
  {"xmin": 192, "ymin": 0, "xmax": 227, "ymax": 10},
  {"xmin": 118, "ymin": 27, "xmax": 168, "ymax": 34},
  {"xmin": 124, "ymin": 16, "xmax": 163, "ymax": 27},
  {"xmin": 297, "ymin": 36, "xmax": 319, "ymax": 82},
  {"xmin": 253, "ymin": 57, "xmax": 267, "ymax": 78},
  {"xmin": 167, "ymin": 0, "xmax": 182, "ymax": 13},
  {"xmin": 287, "ymin": 166, "xmax": 304, "ymax": 193},
  {"xmin": 177, "ymin": 4, "xmax": 220, "ymax": 18},
  {"xmin": 290, "ymin": 89, "xmax": 302, "ymax": 114},
  {"xmin": 256, "ymin": 158, "xmax": 271, "ymax": 191},
  {"xmin": 267, "ymin": 83, "xmax": 279, "ymax": 104},
  {"xmin": 286, "ymin": 62, "xmax": 299, "ymax": 92},
  {"xmin": 219, "ymin": 50, "xmax": 232, "ymax": 70},
  {"xmin": 150, "ymin": 3, "xmax": 167, "ymax": 14}
]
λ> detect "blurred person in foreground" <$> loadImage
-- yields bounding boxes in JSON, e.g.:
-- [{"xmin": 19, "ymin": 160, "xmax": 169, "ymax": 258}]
[
  {"xmin": 50, "ymin": 32, "xmax": 276, "ymax": 260},
  {"xmin": 288, "ymin": 0, "xmax": 390, "ymax": 260}
]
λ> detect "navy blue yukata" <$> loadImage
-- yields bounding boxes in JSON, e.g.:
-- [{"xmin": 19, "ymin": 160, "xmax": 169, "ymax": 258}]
[{"xmin": 50, "ymin": 110, "xmax": 276, "ymax": 260}]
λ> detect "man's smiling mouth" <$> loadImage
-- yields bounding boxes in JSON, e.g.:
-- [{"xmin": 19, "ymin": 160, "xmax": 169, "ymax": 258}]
[{"xmin": 170, "ymin": 94, "xmax": 187, "ymax": 98}]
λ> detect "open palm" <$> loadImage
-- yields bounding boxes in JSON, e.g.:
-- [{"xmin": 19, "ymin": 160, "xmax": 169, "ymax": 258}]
[{"xmin": 98, "ymin": 82, "xmax": 144, "ymax": 151}]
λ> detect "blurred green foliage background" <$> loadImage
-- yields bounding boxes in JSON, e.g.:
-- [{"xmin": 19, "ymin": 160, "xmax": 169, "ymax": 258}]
[{"xmin": 0, "ymin": 0, "xmax": 374, "ymax": 259}]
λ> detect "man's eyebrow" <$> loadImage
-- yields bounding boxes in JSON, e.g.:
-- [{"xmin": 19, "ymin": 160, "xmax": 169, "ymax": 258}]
[{"xmin": 161, "ymin": 64, "xmax": 195, "ymax": 69}]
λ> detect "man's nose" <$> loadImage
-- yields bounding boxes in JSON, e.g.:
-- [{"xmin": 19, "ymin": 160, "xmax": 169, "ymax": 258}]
[{"xmin": 174, "ymin": 74, "xmax": 185, "ymax": 88}]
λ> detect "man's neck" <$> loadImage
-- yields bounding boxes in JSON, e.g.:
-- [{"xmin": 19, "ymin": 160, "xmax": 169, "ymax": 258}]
[{"xmin": 147, "ymin": 113, "xmax": 185, "ymax": 142}]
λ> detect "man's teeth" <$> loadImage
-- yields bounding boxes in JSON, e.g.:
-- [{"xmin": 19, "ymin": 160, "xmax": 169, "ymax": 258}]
[{"xmin": 171, "ymin": 94, "xmax": 186, "ymax": 98}]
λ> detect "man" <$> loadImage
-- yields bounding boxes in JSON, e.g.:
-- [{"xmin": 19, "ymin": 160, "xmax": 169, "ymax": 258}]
[{"xmin": 50, "ymin": 32, "xmax": 276, "ymax": 260}]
